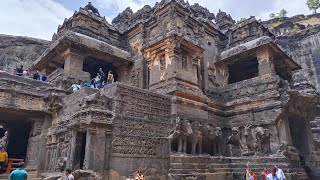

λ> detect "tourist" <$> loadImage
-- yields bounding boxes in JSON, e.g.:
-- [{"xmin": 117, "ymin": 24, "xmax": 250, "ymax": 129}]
[
  {"xmin": 33, "ymin": 71, "xmax": 40, "ymax": 80},
  {"xmin": 69, "ymin": 81, "xmax": 81, "ymax": 93},
  {"xmin": 266, "ymin": 167, "xmax": 279, "ymax": 180},
  {"xmin": 107, "ymin": 70, "xmax": 114, "ymax": 84},
  {"xmin": 262, "ymin": 167, "xmax": 271, "ymax": 180},
  {"xmin": 40, "ymin": 74, "xmax": 48, "ymax": 82},
  {"xmin": 135, "ymin": 170, "xmax": 144, "ymax": 180},
  {"xmin": 94, "ymin": 73, "xmax": 101, "ymax": 88},
  {"xmin": 64, "ymin": 168, "xmax": 74, "ymax": 180},
  {"xmin": 15, "ymin": 65, "xmax": 23, "ymax": 76},
  {"xmin": 22, "ymin": 69, "xmax": 30, "ymax": 78},
  {"xmin": 275, "ymin": 165, "xmax": 286, "ymax": 180},
  {"xmin": 245, "ymin": 164, "xmax": 257, "ymax": 180},
  {"xmin": 80, "ymin": 81, "xmax": 89, "ymax": 88},
  {"xmin": 99, "ymin": 68, "xmax": 105, "ymax": 87},
  {"xmin": 9, "ymin": 162, "xmax": 27, "ymax": 180},
  {"xmin": 90, "ymin": 78, "xmax": 95, "ymax": 88},
  {"xmin": 126, "ymin": 174, "xmax": 134, "ymax": 180},
  {"xmin": 0, "ymin": 148, "xmax": 8, "ymax": 173}
]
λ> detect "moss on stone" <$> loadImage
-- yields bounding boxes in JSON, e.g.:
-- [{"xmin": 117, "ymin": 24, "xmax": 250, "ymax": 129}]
[{"xmin": 271, "ymin": 21, "xmax": 283, "ymax": 27}]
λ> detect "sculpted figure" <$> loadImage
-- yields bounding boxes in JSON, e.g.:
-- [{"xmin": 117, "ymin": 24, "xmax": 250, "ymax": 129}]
[
  {"xmin": 276, "ymin": 142, "xmax": 299, "ymax": 157},
  {"xmin": 201, "ymin": 123, "xmax": 213, "ymax": 154},
  {"xmin": 84, "ymin": 2, "xmax": 100, "ymax": 15},
  {"xmin": 0, "ymin": 131, "xmax": 8, "ymax": 150},
  {"xmin": 227, "ymin": 127, "xmax": 241, "ymax": 147},
  {"xmin": 57, "ymin": 143, "xmax": 68, "ymax": 172},
  {"xmin": 169, "ymin": 118, "xmax": 192, "ymax": 153},
  {"xmin": 253, "ymin": 126, "xmax": 271, "ymax": 154},
  {"xmin": 189, "ymin": 121, "xmax": 202, "ymax": 155},
  {"xmin": 242, "ymin": 125, "xmax": 258, "ymax": 156},
  {"xmin": 213, "ymin": 127, "xmax": 223, "ymax": 155},
  {"xmin": 226, "ymin": 127, "xmax": 242, "ymax": 156}
]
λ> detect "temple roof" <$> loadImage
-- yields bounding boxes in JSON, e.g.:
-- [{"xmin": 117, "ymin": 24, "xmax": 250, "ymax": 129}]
[
  {"xmin": 31, "ymin": 31, "xmax": 131, "ymax": 71},
  {"xmin": 219, "ymin": 36, "xmax": 300, "ymax": 70}
]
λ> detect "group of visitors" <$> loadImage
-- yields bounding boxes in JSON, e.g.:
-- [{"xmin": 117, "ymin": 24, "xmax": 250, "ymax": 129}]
[
  {"xmin": 70, "ymin": 68, "xmax": 114, "ymax": 93},
  {"xmin": 126, "ymin": 170, "xmax": 144, "ymax": 180},
  {"xmin": 91, "ymin": 68, "xmax": 114, "ymax": 88},
  {"xmin": 15, "ymin": 65, "xmax": 48, "ymax": 81},
  {"xmin": 245, "ymin": 163, "xmax": 286, "ymax": 180}
]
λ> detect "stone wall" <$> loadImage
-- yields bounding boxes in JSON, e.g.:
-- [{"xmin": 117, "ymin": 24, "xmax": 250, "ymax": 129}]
[{"xmin": 0, "ymin": 34, "xmax": 49, "ymax": 73}]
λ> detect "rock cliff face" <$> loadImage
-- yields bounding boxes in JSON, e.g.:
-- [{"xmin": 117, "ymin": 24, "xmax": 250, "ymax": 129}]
[
  {"xmin": 0, "ymin": 34, "xmax": 49, "ymax": 73},
  {"xmin": 276, "ymin": 26, "xmax": 320, "ymax": 93}
]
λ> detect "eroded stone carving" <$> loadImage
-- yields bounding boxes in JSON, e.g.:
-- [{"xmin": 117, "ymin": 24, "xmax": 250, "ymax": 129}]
[
  {"xmin": 0, "ymin": 131, "xmax": 8, "ymax": 150},
  {"xmin": 169, "ymin": 117, "xmax": 192, "ymax": 153},
  {"xmin": 189, "ymin": 121, "xmax": 202, "ymax": 155}
]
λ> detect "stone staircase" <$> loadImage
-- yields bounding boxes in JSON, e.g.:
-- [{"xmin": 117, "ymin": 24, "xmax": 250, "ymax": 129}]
[
  {"xmin": 168, "ymin": 155, "xmax": 309, "ymax": 180},
  {"xmin": 229, "ymin": 156, "xmax": 308, "ymax": 180},
  {"xmin": 168, "ymin": 154, "xmax": 233, "ymax": 180},
  {"xmin": 0, "ymin": 170, "xmax": 41, "ymax": 180}
]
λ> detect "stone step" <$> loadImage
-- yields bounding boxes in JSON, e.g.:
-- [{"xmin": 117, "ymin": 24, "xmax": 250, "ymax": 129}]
[
  {"xmin": 168, "ymin": 172, "xmax": 233, "ymax": 180},
  {"xmin": 169, "ymin": 168, "xmax": 231, "ymax": 174},
  {"xmin": 170, "ymin": 162, "xmax": 230, "ymax": 169},
  {"xmin": 170, "ymin": 155, "xmax": 289, "ymax": 164}
]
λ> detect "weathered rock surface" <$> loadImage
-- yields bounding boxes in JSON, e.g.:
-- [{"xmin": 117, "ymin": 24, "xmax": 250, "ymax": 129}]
[{"xmin": 0, "ymin": 34, "xmax": 49, "ymax": 73}]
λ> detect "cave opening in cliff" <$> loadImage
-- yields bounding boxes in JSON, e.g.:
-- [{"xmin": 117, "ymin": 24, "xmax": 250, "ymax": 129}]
[
  {"xmin": 228, "ymin": 57, "xmax": 259, "ymax": 84},
  {"xmin": 83, "ymin": 57, "xmax": 118, "ymax": 83}
]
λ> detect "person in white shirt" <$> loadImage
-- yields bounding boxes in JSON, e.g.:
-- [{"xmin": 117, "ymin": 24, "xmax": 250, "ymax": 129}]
[
  {"xmin": 275, "ymin": 165, "xmax": 286, "ymax": 180},
  {"xmin": 267, "ymin": 167, "xmax": 279, "ymax": 180},
  {"xmin": 65, "ymin": 168, "xmax": 74, "ymax": 180}
]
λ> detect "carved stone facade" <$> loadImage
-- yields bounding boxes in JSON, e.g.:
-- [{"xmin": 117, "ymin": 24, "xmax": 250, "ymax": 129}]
[{"xmin": 2, "ymin": 1, "xmax": 320, "ymax": 180}]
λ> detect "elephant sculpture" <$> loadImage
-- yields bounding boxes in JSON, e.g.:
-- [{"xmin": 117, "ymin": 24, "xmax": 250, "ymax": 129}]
[
  {"xmin": 202, "ymin": 124, "xmax": 222, "ymax": 155},
  {"xmin": 242, "ymin": 125, "xmax": 258, "ymax": 156},
  {"xmin": 169, "ymin": 117, "xmax": 192, "ymax": 153},
  {"xmin": 189, "ymin": 121, "xmax": 202, "ymax": 155},
  {"xmin": 253, "ymin": 126, "xmax": 271, "ymax": 154}
]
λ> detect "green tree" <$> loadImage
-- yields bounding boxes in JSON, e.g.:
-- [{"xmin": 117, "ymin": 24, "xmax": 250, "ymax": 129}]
[
  {"xmin": 278, "ymin": 9, "xmax": 288, "ymax": 18},
  {"xmin": 307, "ymin": 0, "xmax": 320, "ymax": 13},
  {"xmin": 269, "ymin": 13, "xmax": 276, "ymax": 18}
]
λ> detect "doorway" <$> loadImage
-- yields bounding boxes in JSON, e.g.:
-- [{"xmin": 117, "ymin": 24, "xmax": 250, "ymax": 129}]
[
  {"xmin": 73, "ymin": 132, "xmax": 87, "ymax": 170},
  {"xmin": 3, "ymin": 121, "xmax": 32, "ymax": 159},
  {"xmin": 83, "ymin": 57, "xmax": 118, "ymax": 82}
]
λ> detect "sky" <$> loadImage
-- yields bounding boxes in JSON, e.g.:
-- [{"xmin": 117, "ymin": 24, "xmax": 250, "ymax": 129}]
[{"xmin": 0, "ymin": 0, "xmax": 311, "ymax": 40}]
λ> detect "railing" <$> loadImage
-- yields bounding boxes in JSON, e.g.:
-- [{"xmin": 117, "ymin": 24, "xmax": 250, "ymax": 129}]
[{"xmin": 5, "ymin": 158, "xmax": 24, "ymax": 174}]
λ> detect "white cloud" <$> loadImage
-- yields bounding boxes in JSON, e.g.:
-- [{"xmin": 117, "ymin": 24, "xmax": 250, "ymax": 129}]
[
  {"xmin": 0, "ymin": 0, "xmax": 73, "ymax": 40},
  {"xmin": 0, "ymin": 0, "xmax": 313, "ymax": 40},
  {"xmin": 96, "ymin": 0, "xmax": 311, "ymax": 21}
]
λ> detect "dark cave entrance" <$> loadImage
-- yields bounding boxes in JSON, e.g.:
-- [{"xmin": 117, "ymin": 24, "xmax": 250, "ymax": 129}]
[
  {"xmin": 228, "ymin": 57, "xmax": 259, "ymax": 84},
  {"xmin": 83, "ymin": 57, "xmax": 118, "ymax": 83},
  {"xmin": 1, "ymin": 121, "xmax": 32, "ymax": 159},
  {"xmin": 73, "ymin": 132, "xmax": 87, "ymax": 170}
]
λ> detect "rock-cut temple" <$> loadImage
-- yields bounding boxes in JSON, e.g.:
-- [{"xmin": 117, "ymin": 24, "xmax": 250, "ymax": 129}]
[{"xmin": 1, "ymin": 1, "xmax": 320, "ymax": 179}]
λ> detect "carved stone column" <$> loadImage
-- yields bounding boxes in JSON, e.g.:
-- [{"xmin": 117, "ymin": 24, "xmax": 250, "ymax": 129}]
[
  {"xmin": 257, "ymin": 46, "xmax": 276, "ymax": 79},
  {"xmin": 63, "ymin": 48, "xmax": 85, "ymax": 76},
  {"xmin": 62, "ymin": 48, "xmax": 90, "ymax": 82},
  {"xmin": 83, "ymin": 128, "xmax": 96, "ymax": 170}
]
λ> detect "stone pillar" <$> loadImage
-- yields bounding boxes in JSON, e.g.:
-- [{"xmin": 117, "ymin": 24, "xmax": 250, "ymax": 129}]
[
  {"xmin": 35, "ymin": 115, "xmax": 52, "ymax": 173},
  {"xmin": 83, "ymin": 128, "xmax": 96, "ymax": 170},
  {"xmin": 62, "ymin": 48, "xmax": 90, "ymax": 82},
  {"xmin": 256, "ymin": 46, "xmax": 276, "ymax": 79},
  {"xmin": 103, "ymin": 129, "xmax": 113, "ymax": 180},
  {"xmin": 83, "ymin": 127, "xmax": 110, "ymax": 178}
]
